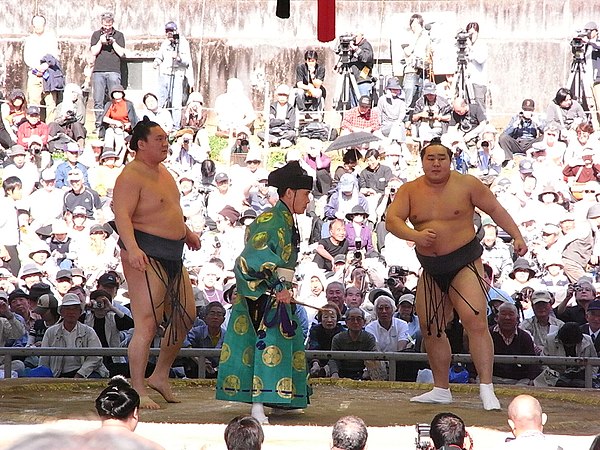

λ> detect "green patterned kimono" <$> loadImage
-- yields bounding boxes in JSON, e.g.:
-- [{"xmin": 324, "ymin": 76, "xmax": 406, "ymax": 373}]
[{"xmin": 216, "ymin": 201, "xmax": 308, "ymax": 408}]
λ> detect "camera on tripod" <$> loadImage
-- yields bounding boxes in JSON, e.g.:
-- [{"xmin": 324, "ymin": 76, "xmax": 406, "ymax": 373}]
[
  {"xmin": 455, "ymin": 30, "xmax": 470, "ymax": 64},
  {"xmin": 335, "ymin": 34, "xmax": 356, "ymax": 64},
  {"xmin": 570, "ymin": 31, "xmax": 587, "ymax": 61}
]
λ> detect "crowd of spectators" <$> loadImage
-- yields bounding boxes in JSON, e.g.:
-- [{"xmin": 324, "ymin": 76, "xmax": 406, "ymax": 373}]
[{"xmin": 1, "ymin": 12, "xmax": 600, "ymax": 396}]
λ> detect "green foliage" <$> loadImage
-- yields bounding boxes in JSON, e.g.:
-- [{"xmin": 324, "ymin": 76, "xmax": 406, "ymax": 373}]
[
  {"xmin": 267, "ymin": 149, "xmax": 286, "ymax": 169},
  {"xmin": 208, "ymin": 136, "xmax": 228, "ymax": 162}
]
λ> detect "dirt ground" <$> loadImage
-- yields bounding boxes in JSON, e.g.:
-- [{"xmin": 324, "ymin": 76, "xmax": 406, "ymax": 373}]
[{"xmin": 1, "ymin": 379, "xmax": 599, "ymax": 449}]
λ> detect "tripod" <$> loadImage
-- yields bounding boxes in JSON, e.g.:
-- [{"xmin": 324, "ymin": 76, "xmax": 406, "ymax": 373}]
[
  {"xmin": 163, "ymin": 37, "xmax": 181, "ymax": 112},
  {"xmin": 453, "ymin": 51, "xmax": 473, "ymax": 104},
  {"xmin": 568, "ymin": 54, "xmax": 590, "ymax": 116},
  {"xmin": 334, "ymin": 54, "xmax": 361, "ymax": 112}
]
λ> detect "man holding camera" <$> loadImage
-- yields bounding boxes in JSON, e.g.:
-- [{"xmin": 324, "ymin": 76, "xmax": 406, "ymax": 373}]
[
  {"xmin": 402, "ymin": 14, "xmax": 432, "ymax": 111},
  {"xmin": 348, "ymin": 33, "xmax": 374, "ymax": 101},
  {"xmin": 498, "ymin": 99, "xmax": 544, "ymax": 156},
  {"xmin": 412, "ymin": 81, "xmax": 451, "ymax": 142},
  {"xmin": 154, "ymin": 22, "xmax": 193, "ymax": 129},
  {"xmin": 90, "ymin": 12, "xmax": 125, "ymax": 132}
]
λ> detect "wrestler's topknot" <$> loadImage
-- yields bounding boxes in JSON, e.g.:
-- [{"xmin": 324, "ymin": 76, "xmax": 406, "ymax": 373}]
[
  {"xmin": 420, "ymin": 137, "xmax": 453, "ymax": 160},
  {"xmin": 129, "ymin": 115, "xmax": 160, "ymax": 151}
]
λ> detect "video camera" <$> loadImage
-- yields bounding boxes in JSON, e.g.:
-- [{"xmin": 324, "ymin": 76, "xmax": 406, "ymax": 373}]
[
  {"xmin": 350, "ymin": 240, "xmax": 363, "ymax": 266},
  {"xmin": 455, "ymin": 30, "xmax": 470, "ymax": 65},
  {"xmin": 335, "ymin": 34, "xmax": 356, "ymax": 65},
  {"xmin": 571, "ymin": 31, "xmax": 587, "ymax": 61},
  {"xmin": 415, "ymin": 423, "xmax": 432, "ymax": 450}
]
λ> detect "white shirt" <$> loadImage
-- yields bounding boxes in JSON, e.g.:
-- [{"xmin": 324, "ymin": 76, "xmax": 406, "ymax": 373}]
[{"xmin": 365, "ymin": 317, "xmax": 409, "ymax": 352}]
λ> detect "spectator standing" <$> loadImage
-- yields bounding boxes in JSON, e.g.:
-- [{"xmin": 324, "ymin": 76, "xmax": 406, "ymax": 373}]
[
  {"xmin": 465, "ymin": 22, "xmax": 488, "ymax": 112},
  {"xmin": 153, "ymin": 22, "xmax": 192, "ymax": 128},
  {"xmin": 0, "ymin": 177, "xmax": 22, "ymax": 276},
  {"xmin": 90, "ymin": 12, "xmax": 126, "ymax": 131},
  {"xmin": 23, "ymin": 14, "xmax": 59, "ymax": 118},
  {"xmin": 401, "ymin": 14, "xmax": 431, "ymax": 110}
]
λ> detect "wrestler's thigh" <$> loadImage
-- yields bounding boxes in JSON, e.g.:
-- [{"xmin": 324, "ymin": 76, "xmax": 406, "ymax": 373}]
[
  {"xmin": 448, "ymin": 259, "xmax": 488, "ymax": 331},
  {"xmin": 121, "ymin": 250, "xmax": 168, "ymax": 324},
  {"xmin": 415, "ymin": 273, "xmax": 454, "ymax": 335}
]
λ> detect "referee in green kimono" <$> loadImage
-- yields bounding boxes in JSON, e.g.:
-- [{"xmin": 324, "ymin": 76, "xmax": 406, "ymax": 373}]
[{"xmin": 216, "ymin": 161, "xmax": 313, "ymax": 424}]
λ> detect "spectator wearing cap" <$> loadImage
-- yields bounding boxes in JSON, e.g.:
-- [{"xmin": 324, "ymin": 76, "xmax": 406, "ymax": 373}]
[
  {"xmin": 486, "ymin": 288, "xmax": 513, "ymax": 326},
  {"xmin": 54, "ymin": 142, "xmax": 90, "ymax": 189},
  {"xmin": 556, "ymin": 211, "xmax": 593, "ymax": 282},
  {"xmin": 178, "ymin": 173, "xmax": 205, "ymax": 219},
  {"xmin": 213, "ymin": 205, "xmax": 244, "ymax": 270},
  {"xmin": 395, "ymin": 293, "xmax": 420, "ymax": 345},
  {"xmin": 100, "ymin": 85, "xmax": 139, "ymax": 157},
  {"xmin": 206, "ymin": 171, "xmax": 243, "ymax": 223},
  {"xmin": 0, "ymin": 268, "xmax": 17, "ymax": 293},
  {"xmin": 7, "ymin": 288, "xmax": 35, "ymax": 342},
  {"xmin": 490, "ymin": 303, "xmax": 540, "ymax": 385},
  {"xmin": 39, "ymin": 292, "xmax": 109, "ymax": 378},
  {"xmin": 539, "ymin": 321, "xmax": 597, "ymax": 387},
  {"xmin": 257, "ymin": 84, "xmax": 296, "ymax": 148},
  {"xmin": 88, "ymin": 149, "xmax": 122, "ymax": 198},
  {"xmin": 520, "ymin": 290, "xmax": 564, "ymax": 355},
  {"xmin": 581, "ymin": 299, "xmax": 600, "ymax": 354},
  {"xmin": 555, "ymin": 277, "xmax": 596, "ymax": 325},
  {"xmin": 498, "ymin": 99, "xmax": 544, "ymax": 156},
  {"xmin": 365, "ymin": 295, "xmax": 409, "ymax": 354},
  {"xmin": 96, "ymin": 271, "xmax": 131, "ymax": 318},
  {"xmin": 19, "ymin": 263, "xmax": 44, "ymax": 292},
  {"xmin": 0, "ymin": 290, "xmax": 26, "ymax": 375},
  {"xmin": 340, "ymin": 95, "xmax": 381, "ymax": 135},
  {"xmin": 562, "ymin": 145, "xmax": 600, "ymax": 189},
  {"xmin": 412, "ymin": 81, "xmax": 452, "ymax": 142},
  {"xmin": 29, "ymin": 293, "xmax": 60, "ymax": 347},
  {"xmin": 244, "ymin": 168, "xmax": 278, "ymax": 215},
  {"xmin": 324, "ymin": 173, "xmax": 368, "ymax": 221},
  {"xmin": 63, "ymin": 168, "xmax": 102, "ymax": 219},
  {"xmin": 90, "ymin": 12, "xmax": 126, "ymax": 130},
  {"xmin": 480, "ymin": 217, "xmax": 514, "ymax": 286},
  {"xmin": 526, "ymin": 142, "xmax": 564, "ymax": 192},
  {"xmin": 83, "ymin": 289, "xmax": 134, "ymax": 377},
  {"xmin": 539, "ymin": 257, "xmax": 569, "ymax": 295},
  {"xmin": 375, "ymin": 77, "xmax": 407, "ymax": 142},
  {"xmin": 501, "ymin": 258, "xmax": 541, "ymax": 298},
  {"xmin": 475, "ymin": 125, "xmax": 504, "ymax": 179},
  {"xmin": 344, "ymin": 205, "xmax": 374, "ymax": 255},
  {"xmin": 153, "ymin": 21, "xmax": 192, "ymax": 128},
  {"xmin": 28, "ymin": 168, "xmax": 64, "ymax": 228},
  {"xmin": 16, "ymin": 105, "xmax": 49, "ymax": 150},
  {"xmin": 3, "ymin": 144, "xmax": 39, "ymax": 195},
  {"xmin": 26, "ymin": 240, "xmax": 58, "ymax": 280},
  {"xmin": 54, "ymin": 269, "xmax": 74, "ymax": 297}
]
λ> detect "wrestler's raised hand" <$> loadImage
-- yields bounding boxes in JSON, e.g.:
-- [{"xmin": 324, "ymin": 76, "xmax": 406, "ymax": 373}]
[
  {"xmin": 513, "ymin": 237, "xmax": 528, "ymax": 257},
  {"xmin": 415, "ymin": 228, "xmax": 436, "ymax": 247},
  {"xmin": 128, "ymin": 247, "xmax": 150, "ymax": 271},
  {"xmin": 276, "ymin": 289, "xmax": 292, "ymax": 305}
]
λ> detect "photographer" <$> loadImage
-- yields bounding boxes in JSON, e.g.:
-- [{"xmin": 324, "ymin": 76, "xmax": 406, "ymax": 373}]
[
  {"xmin": 464, "ymin": 22, "xmax": 489, "ymax": 112},
  {"xmin": 48, "ymin": 83, "xmax": 87, "ymax": 152},
  {"xmin": 429, "ymin": 412, "xmax": 468, "ymax": 450},
  {"xmin": 402, "ymin": 14, "xmax": 432, "ymax": 110},
  {"xmin": 412, "ymin": 81, "xmax": 451, "ymax": 142},
  {"xmin": 90, "ymin": 12, "xmax": 125, "ymax": 131},
  {"xmin": 154, "ymin": 21, "xmax": 193, "ymax": 128},
  {"xmin": 449, "ymin": 97, "xmax": 487, "ymax": 150},
  {"xmin": 581, "ymin": 22, "xmax": 600, "ymax": 126},
  {"xmin": 554, "ymin": 277, "xmax": 596, "ymax": 325},
  {"xmin": 83, "ymin": 289, "xmax": 134, "ymax": 377},
  {"xmin": 346, "ymin": 32, "xmax": 375, "ymax": 102},
  {"xmin": 499, "ymin": 99, "xmax": 544, "ymax": 156}
]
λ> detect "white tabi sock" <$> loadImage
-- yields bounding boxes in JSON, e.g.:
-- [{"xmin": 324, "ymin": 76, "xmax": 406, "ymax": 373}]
[
  {"xmin": 480, "ymin": 383, "xmax": 501, "ymax": 410},
  {"xmin": 251, "ymin": 402, "xmax": 269, "ymax": 424},
  {"xmin": 410, "ymin": 387, "xmax": 453, "ymax": 404}
]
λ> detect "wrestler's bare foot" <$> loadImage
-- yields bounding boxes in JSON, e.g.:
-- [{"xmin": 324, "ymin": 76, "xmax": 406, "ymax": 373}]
[
  {"xmin": 147, "ymin": 377, "xmax": 180, "ymax": 403},
  {"xmin": 139, "ymin": 395, "xmax": 161, "ymax": 410}
]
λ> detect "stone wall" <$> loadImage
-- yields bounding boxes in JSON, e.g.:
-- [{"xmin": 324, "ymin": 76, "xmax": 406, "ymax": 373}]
[{"xmin": 1, "ymin": 0, "xmax": 599, "ymax": 122}]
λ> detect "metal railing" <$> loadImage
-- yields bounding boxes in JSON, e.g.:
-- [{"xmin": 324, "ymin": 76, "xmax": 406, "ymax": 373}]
[{"xmin": 1, "ymin": 347, "xmax": 598, "ymax": 388}]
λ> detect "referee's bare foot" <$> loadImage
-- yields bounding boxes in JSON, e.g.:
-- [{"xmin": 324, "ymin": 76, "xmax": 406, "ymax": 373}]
[
  {"xmin": 147, "ymin": 377, "xmax": 180, "ymax": 403},
  {"xmin": 139, "ymin": 395, "xmax": 161, "ymax": 410}
]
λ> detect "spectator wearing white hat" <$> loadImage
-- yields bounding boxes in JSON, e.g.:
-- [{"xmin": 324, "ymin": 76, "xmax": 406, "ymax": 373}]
[
  {"xmin": 28, "ymin": 168, "xmax": 64, "ymax": 229},
  {"xmin": 38, "ymin": 292, "xmax": 109, "ymax": 378},
  {"xmin": 88, "ymin": 150, "xmax": 122, "ymax": 199},
  {"xmin": 54, "ymin": 142, "xmax": 90, "ymax": 189},
  {"xmin": 2, "ymin": 144, "xmax": 39, "ymax": 195},
  {"xmin": 63, "ymin": 168, "xmax": 102, "ymax": 220}
]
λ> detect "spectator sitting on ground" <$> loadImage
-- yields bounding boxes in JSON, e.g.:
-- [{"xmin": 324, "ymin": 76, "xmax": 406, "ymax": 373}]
[
  {"xmin": 395, "ymin": 293, "xmax": 420, "ymax": 347},
  {"xmin": 314, "ymin": 219, "xmax": 349, "ymax": 273},
  {"xmin": 331, "ymin": 416, "xmax": 368, "ymax": 450},
  {"xmin": 181, "ymin": 92, "xmax": 208, "ymax": 137},
  {"xmin": 3, "ymin": 144, "xmax": 39, "ymax": 196},
  {"xmin": 307, "ymin": 302, "xmax": 345, "ymax": 378},
  {"xmin": 224, "ymin": 415, "xmax": 264, "ymax": 450},
  {"xmin": 49, "ymin": 83, "xmax": 87, "ymax": 151},
  {"xmin": 16, "ymin": 105, "xmax": 48, "ymax": 151},
  {"xmin": 429, "ymin": 412, "xmax": 467, "ymax": 450},
  {"xmin": 214, "ymin": 78, "xmax": 256, "ymax": 137},
  {"xmin": 182, "ymin": 301, "xmax": 227, "ymax": 378},
  {"xmin": 489, "ymin": 302, "xmax": 540, "ymax": 385},
  {"xmin": 303, "ymin": 139, "xmax": 332, "ymax": 198},
  {"xmin": 411, "ymin": 80, "xmax": 451, "ymax": 143},
  {"xmin": 498, "ymin": 98, "xmax": 544, "ymax": 156},
  {"xmin": 340, "ymin": 95, "xmax": 381, "ymax": 135},
  {"xmin": 2, "ymin": 89, "xmax": 27, "ymax": 140},
  {"xmin": 332, "ymin": 148, "xmax": 361, "ymax": 189},
  {"xmin": 344, "ymin": 205, "xmax": 375, "ymax": 256},
  {"xmin": 54, "ymin": 142, "xmax": 90, "ymax": 189},
  {"xmin": 539, "ymin": 321, "xmax": 597, "ymax": 388},
  {"xmin": 100, "ymin": 85, "xmax": 139, "ymax": 156},
  {"xmin": 324, "ymin": 173, "xmax": 368, "ymax": 221},
  {"xmin": 138, "ymin": 92, "xmax": 173, "ymax": 135},
  {"xmin": 244, "ymin": 168, "xmax": 278, "ymax": 215},
  {"xmin": 545, "ymin": 87, "xmax": 586, "ymax": 139},
  {"xmin": 88, "ymin": 150, "xmax": 122, "ymax": 199},
  {"xmin": 581, "ymin": 299, "xmax": 600, "ymax": 355},
  {"xmin": 39, "ymin": 293, "xmax": 109, "ymax": 378},
  {"xmin": 501, "ymin": 258, "xmax": 541, "ymax": 296},
  {"xmin": 376, "ymin": 77, "xmax": 407, "ymax": 142},
  {"xmin": 520, "ymin": 290, "xmax": 564, "ymax": 355},
  {"xmin": 563, "ymin": 122, "xmax": 599, "ymax": 163},
  {"xmin": 329, "ymin": 308, "xmax": 377, "ymax": 380},
  {"xmin": 29, "ymin": 293, "xmax": 60, "ymax": 347},
  {"xmin": 83, "ymin": 289, "xmax": 134, "ymax": 377},
  {"xmin": 63, "ymin": 168, "xmax": 102, "ymax": 220},
  {"xmin": 257, "ymin": 84, "xmax": 296, "ymax": 148},
  {"xmin": 0, "ymin": 290, "xmax": 26, "ymax": 375}
]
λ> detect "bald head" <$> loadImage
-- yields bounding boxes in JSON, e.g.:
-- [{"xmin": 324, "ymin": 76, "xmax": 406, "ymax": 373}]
[{"xmin": 507, "ymin": 395, "xmax": 545, "ymax": 436}]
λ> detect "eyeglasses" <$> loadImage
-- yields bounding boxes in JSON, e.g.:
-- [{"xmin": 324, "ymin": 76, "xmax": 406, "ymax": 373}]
[{"xmin": 247, "ymin": 160, "xmax": 260, "ymax": 165}]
